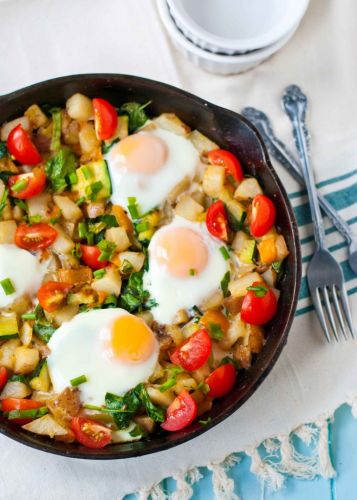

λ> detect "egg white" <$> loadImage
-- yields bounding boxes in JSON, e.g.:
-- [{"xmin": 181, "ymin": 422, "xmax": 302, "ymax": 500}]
[
  {"xmin": 143, "ymin": 216, "xmax": 229, "ymax": 324},
  {"xmin": 105, "ymin": 127, "xmax": 199, "ymax": 215},
  {"xmin": 47, "ymin": 308, "xmax": 159, "ymax": 405},
  {"xmin": 0, "ymin": 244, "xmax": 46, "ymax": 308}
]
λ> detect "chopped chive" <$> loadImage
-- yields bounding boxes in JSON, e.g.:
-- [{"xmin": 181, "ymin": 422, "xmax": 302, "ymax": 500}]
[
  {"xmin": 128, "ymin": 196, "xmax": 136, "ymax": 204},
  {"xmin": 78, "ymin": 222, "xmax": 87, "ymax": 239},
  {"xmin": 189, "ymin": 268, "xmax": 196, "ymax": 276},
  {"xmin": 97, "ymin": 239, "xmax": 116, "ymax": 262},
  {"xmin": 127, "ymin": 197, "xmax": 140, "ymax": 219},
  {"xmin": 81, "ymin": 165, "xmax": 92, "ymax": 180},
  {"xmin": 93, "ymin": 268, "xmax": 106, "ymax": 279},
  {"xmin": 247, "ymin": 284, "xmax": 268, "ymax": 298},
  {"xmin": 209, "ymin": 322, "xmax": 224, "ymax": 340},
  {"xmin": 220, "ymin": 271, "xmax": 230, "ymax": 298},
  {"xmin": 68, "ymin": 171, "xmax": 78, "ymax": 185},
  {"xmin": 199, "ymin": 416, "xmax": 212, "ymax": 425},
  {"xmin": 136, "ymin": 221, "xmax": 150, "ymax": 232},
  {"xmin": 0, "ymin": 278, "xmax": 15, "ymax": 296},
  {"xmin": 85, "ymin": 181, "xmax": 103, "ymax": 201},
  {"xmin": 29, "ymin": 215, "xmax": 42, "ymax": 224},
  {"xmin": 11, "ymin": 178, "xmax": 28, "ymax": 193},
  {"xmin": 6, "ymin": 407, "xmax": 48, "ymax": 420},
  {"xmin": 21, "ymin": 312, "xmax": 36, "ymax": 320},
  {"xmin": 219, "ymin": 246, "xmax": 230, "ymax": 260},
  {"xmin": 76, "ymin": 196, "xmax": 86, "ymax": 206},
  {"xmin": 70, "ymin": 374, "xmax": 87, "ymax": 387}
]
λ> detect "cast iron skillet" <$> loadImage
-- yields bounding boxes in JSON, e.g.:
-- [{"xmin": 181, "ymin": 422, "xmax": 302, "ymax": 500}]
[{"xmin": 0, "ymin": 74, "xmax": 301, "ymax": 459}]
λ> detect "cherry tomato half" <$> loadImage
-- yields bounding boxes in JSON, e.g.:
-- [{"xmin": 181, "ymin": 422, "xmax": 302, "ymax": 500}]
[
  {"xmin": 206, "ymin": 200, "xmax": 229, "ymax": 241},
  {"xmin": 80, "ymin": 244, "xmax": 108, "ymax": 270},
  {"xmin": 7, "ymin": 124, "xmax": 42, "ymax": 165},
  {"xmin": 1, "ymin": 398, "xmax": 44, "ymax": 425},
  {"xmin": 206, "ymin": 363, "xmax": 237, "ymax": 398},
  {"xmin": 161, "ymin": 390, "xmax": 197, "ymax": 432},
  {"xmin": 92, "ymin": 98, "xmax": 118, "ymax": 141},
  {"xmin": 208, "ymin": 149, "xmax": 244, "ymax": 183},
  {"xmin": 240, "ymin": 281, "xmax": 278, "ymax": 325},
  {"xmin": 15, "ymin": 223, "xmax": 57, "ymax": 251},
  {"xmin": 8, "ymin": 169, "xmax": 46, "ymax": 199},
  {"xmin": 250, "ymin": 194, "xmax": 276, "ymax": 238},
  {"xmin": 71, "ymin": 417, "xmax": 112, "ymax": 449},
  {"xmin": 0, "ymin": 367, "xmax": 8, "ymax": 391},
  {"xmin": 170, "ymin": 328, "xmax": 212, "ymax": 372},
  {"xmin": 37, "ymin": 281, "xmax": 72, "ymax": 313}
]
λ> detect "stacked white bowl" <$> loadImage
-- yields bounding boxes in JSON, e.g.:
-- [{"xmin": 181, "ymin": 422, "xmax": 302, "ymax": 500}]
[{"xmin": 157, "ymin": 0, "xmax": 310, "ymax": 74}]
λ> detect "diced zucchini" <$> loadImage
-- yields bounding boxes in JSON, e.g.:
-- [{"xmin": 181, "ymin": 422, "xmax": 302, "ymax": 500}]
[
  {"xmin": 226, "ymin": 200, "xmax": 247, "ymax": 231},
  {"xmin": 238, "ymin": 239, "xmax": 257, "ymax": 264},
  {"xmin": 30, "ymin": 360, "xmax": 51, "ymax": 392},
  {"xmin": 234, "ymin": 178, "xmax": 263, "ymax": 200},
  {"xmin": 0, "ymin": 313, "xmax": 18, "ymax": 340},
  {"xmin": 73, "ymin": 160, "xmax": 112, "ymax": 201}
]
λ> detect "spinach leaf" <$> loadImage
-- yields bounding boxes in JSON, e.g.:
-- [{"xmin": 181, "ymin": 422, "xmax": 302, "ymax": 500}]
[
  {"xmin": 0, "ymin": 142, "xmax": 8, "ymax": 159},
  {"xmin": 135, "ymin": 383, "xmax": 165, "ymax": 423},
  {"xmin": 119, "ymin": 270, "xmax": 150, "ymax": 313},
  {"xmin": 33, "ymin": 323, "xmax": 56, "ymax": 343},
  {"xmin": 105, "ymin": 389, "xmax": 141, "ymax": 429},
  {"xmin": 45, "ymin": 147, "xmax": 77, "ymax": 192},
  {"xmin": 9, "ymin": 374, "xmax": 28, "ymax": 384},
  {"xmin": 220, "ymin": 271, "xmax": 231, "ymax": 298},
  {"xmin": 120, "ymin": 101, "xmax": 151, "ymax": 132}
]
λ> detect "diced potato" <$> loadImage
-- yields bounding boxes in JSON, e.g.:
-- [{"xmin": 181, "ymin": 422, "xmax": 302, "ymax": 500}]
[
  {"xmin": 228, "ymin": 272, "xmax": 263, "ymax": 297},
  {"xmin": 147, "ymin": 386, "xmax": 175, "ymax": 407},
  {"xmin": 166, "ymin": 324, "xmax": 184, "ymax": 345},
  {"xmin": 0, "ymin": 380, "xmax": 32, "ymax": 399},
  {"xmin": 31, "ymin": 391, "xmax": 54, "ymax": 403},
  {"xmin": 189, "ymin": 130, "xmax": 219, "ymax": 155},
  {"xmin": 46, "ymin": 304, "xmax": 79, "ymax": 327},
  {"xmin": 0, "ymin": 220, "xmax": 17, "ymax": 244},
  {"xmin": 0, "ymin": 338, "xmax": 20, "ymax": 370},
  {"xmin": 0, "ymin": 157, "xmax": 19, "ymax": 174},
  {"xmin": 20, "ymin": 321, "xmax": 33, "ymax": 347},
  {"xmin": 0, "ymin": 199, "xmax": 12, "ymax": 221},
  {"xmin": 61, "ymin": 112, "xmax": 79, "ymax": 145},
  {"xmin": 262, "ymin": 268, "xmax": 277, "ymax": 288},
  {"xmin": 197, "ymin": 398, "xmax": 213, "ymax": 417},
  {"xmin": 218, "ymin": 187, "xmax": 233, "ymax": 203},
  {"xmin": 53, "ymin": 195, "xmax": 82, "ymax": 222},
  {"xmin": 134, "ymin": 415, "xmax": 155, "ymax": 434},
  {"xmin": 118, "ymin": 251, "xmax": 145, "ymax": 273},
  {"xmin": 92, "ymin": 265, "xmax": 122, "ymax": 296},
  {"xmin": 220, "ymin": 314, "xmax": 247, "ymax": 349},
  {"xmin": 13, "ymin": 346, "xmax": 40, "ymax": 374},
  {"xmin": 172, "ymin": 373, "xmax": 197, "ymax": 395},
  {"xmin": 57, "ymin": 267, "xmax": 93, "ymax": 285},
  {"xmin": 224, "ymin": 295, "xmax": 244, "ymax": 315},
  {"xmin": 85, "ymin": 202, "xmax": 105, "ymax": 219},
  {"xmin": 153, "ymin": 113, "xmax": 190, "ymax": 136},
  {"xmin": 22, "ymin": 414, "xmax": 72, "ymax": 439},
  {"xmin": 191, "ymin": 363, "xmax": 211, "ymax": 383},
  {"xmin": 67, "ymin": 285, "xmax": 97, "ymax": 305},
  {"xmin": 181, "ymin": 320, "xmax": 200, "ymax": 339},
  {"xmin": 105, "ymin": 227, "xmax": 131, "ymax": 252},
  {"xmin": 200, "ymin": 289, "xmax": 224, "ymax": 311},
  {"xmin": 50, "ymin": 224, "xmax": 75, "ymax": 254},
  {"xmin": 111, "ymin": 205, "xmax": 133, "ymax": 233},
  {"xmin": 12, "ymin": 205, "xmax": 24, "ymax": 221},
  {"xmin": 232, "ymin": 230, "xmax": 250, "ymax": 252},
  {"xmin": 47, "ymin": 387, "xmax": 80, "ymax": 426},
  {"xmin": 111, "ymin": 422, "xmax": 142, "ymax": 443},
  {"xmin": 202, "ymin": 165, "xmax": 225, "ymax": 197},
  {"xmin": 9, "ymin": 295, "xmax": 31, "ymax": 315},
  {"xmin": 275, "ymin": 235, "xmax": 289, "ymax": 260},
  {"xmin": 234, "ymin": 344, "xmax": 251, "ymax": 369},
  {"xmin": 234, "ymin": 178, "xmax": 263, "ymax": 200},
  {"xmin": 66, "ymin": 93, "xmax": 94, "ymax": 121},
  {"xmin": 248, "ymin": 325, "xmax": 265, "ymax": 353},
  {"xmin": 135, "ymin": 310, "xmax": 154, "ymax": 327},
  {"xmin": 27, "ymin": 193, "xmax": 51, "ymax": 221},
  {"xmin": 172, "ymin": 309, "xmax": 189, "ymax": 325},
  {"xmin": 24, "ymin": 104, "xmax": 48, "ymax": 128},
  {"xmin": 167, "ymin": 176, "xmax": 190, "ymax": 204},
  {"xmin": 79, "ymin": 122, "xmax": 100, "ymax": 154},
  {"xmin": 175, "ymin": 194, "xmax": 204, "ymax": 221},
  {"xmin": 1, "ymin": 116, "xmax": 30, "ymax": 141}
]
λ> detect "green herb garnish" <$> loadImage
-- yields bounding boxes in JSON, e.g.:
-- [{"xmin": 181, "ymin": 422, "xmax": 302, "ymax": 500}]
[
  {"xmin": 0, "ymin": 278, "xmax": 15, "ymax": 296},
  {"xmin": 70, "ymin": 375, "xmax": 87, "ymax": 387},
  {"xmin": 93, "ymin": 269, "xmax": 106, "ymax": 279},
  {"xmin": 120, "ymin": 101, "xmax": 151, "ymax": 132},
  {"xmin": 247, "ymin": 284, "xmax": 268, "ymax": 297},
  {"xmin": 46, "ymin": 147, "xmax": 77, "ymax": 192},
  {"xmin": 159, "ymin": 366, "xmax": 184, "ymax": 392},
  {"xmin": 97, "ymin": 239, "xmax": 116, "ymax": 262},
  {"xmin": 220, "ymin": 271, "xmax": 230, "ymax": 298},
  {"xmin": 219, "ymin": 246, "xmax": 230, "ymax": 261},
  {"xmin": 208, "ymin": 322, "xmax": 224, "ymax": 341}
]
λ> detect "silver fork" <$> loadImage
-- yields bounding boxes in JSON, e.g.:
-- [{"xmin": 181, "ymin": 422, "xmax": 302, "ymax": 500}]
[
  {"xmin": 241, "ymin": 106, "xmax": 357, "ymax": 276},
  {"xmin": 282, "ymin": 84, "xmax": 355, "ymax": 342}
]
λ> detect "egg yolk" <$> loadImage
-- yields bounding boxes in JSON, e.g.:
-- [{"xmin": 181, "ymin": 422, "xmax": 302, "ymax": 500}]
[
  {"xmin": 114, "ymin": 132, "xmax": 168, "ymax": 174},
  {"xmin": 109, "ymin": 315, "xmax": 156, "ymax": 363},
  {"xmin": 153, "ymin": 227, "xmax": 209, "ymax": 278}
]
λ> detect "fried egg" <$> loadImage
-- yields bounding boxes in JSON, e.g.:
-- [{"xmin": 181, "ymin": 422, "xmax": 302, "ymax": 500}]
[
  {"xmin": 143, "ymin": 216, "xmax": 229, "ymax": 324},
  {"xmin": 0, "ymin": 244, "xmax": 46, "ymax": 308},
  {"xmin": 105, "ymin": 127, "xmax": 199, "ymax": 215},
  {"xmin": 47, "ymin": 308, "xmax": 159, "ymax": 405}
]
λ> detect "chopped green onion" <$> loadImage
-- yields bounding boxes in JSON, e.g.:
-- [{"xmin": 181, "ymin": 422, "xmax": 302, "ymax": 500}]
[
  {"xmin": 0, "ymin": 188, "xmax": 9, "ymax": 217},
  {"xmin": 29, "ymin": 215, "xmax": 42, "ymax": 224},
  {"xmin": 192, "ymin": 305, "xmax": 202, "ymax": 316},
  {"xmin": 21, "ymin": 312, "xmax": 36, "ymax": 320},
  {"xmin": 209, "ymin": 322, "xmax": 224, "ymax": 340},
  {"xmin": 0, "ymin": 278, "xmax": 15, "ymax": 296},
  {"xmin": 93, "ymin": 269, "xmax": 106, "ymax": 279},
  {"xmin": 159, "ymin": 366, "xmax": 184, "ymax": 392},
  {"xmin": 78, "ymin": 222, "xmax": 93, "ymax": 244},
  {"xmin": 219, "ymin": 246, "xmax": 230, "ymax": 260},
  {"xmin": 104, "ymin": 294, "xmax": 117, "ymax": 307},
  {"xmin": 11, "ymin": 178, "xmax": 28, "ymax": 193},
  {"xmin": 97, "ymin": 240, "xmax": 116, "ymax": 262},
  {"xmin": 247, "ymin": 284, "xmax": 268, "ymax": 298},
  {"xmin": 68, "ymin": 171, "xmax": 78, "ymax": 185},
  {"xmin": 70, "ymin": 374, "xmax": 87, "ymax": 387},
  {"xmin": 85, "ymin": 181, "xmax": 103, "ymax": 201},
  {"xmin": 6, "ymin": 407, "xmax": 48, "ymax": 420},
  {"xmin": 135, "ymin": 221, "xmax": 150, "ymax": 233},
  {"xmin": 127, "ymin": 197, "xmax": 140, "ymax": 219},
  {"xmin": 199, "ymin": 416, "xmax": 212, "ymax": 425},
  {"xmin": 50, "ymin": 212, "xmax": 62, "ymax": 225},
  {"xmin": 189, "ymin": 268, "xmax": 196, "ymax": 276},
  {"xmin": 76, "ymin": 196, "xmax": 86, "ymax": 206},
  {"xmin": 220, "ymin": 271, "xmax": 230, "ymax": 298},
  {"xmin": 128, "ymin": 196, "xmax": 136, "ymax": 204},
  {"xmin": 82, "ymin": 165, "xmax": 92, "ymax": 180},
  {"xmin": 197, "ymin": 381, "xmax": 210, "ymax": 395},
  {"xmin": 13, "ymin": 199, "xmax": 27, "ymax": 212}
]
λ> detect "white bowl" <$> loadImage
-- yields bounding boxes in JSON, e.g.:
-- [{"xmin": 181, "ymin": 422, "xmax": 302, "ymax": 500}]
[
  {"xmin": 157, "ymin": 0, "xmax": 300, "ymax": 75},
  {"xmin": 167, "ymin": 0, "xmax": 309, "ymax": 55}
]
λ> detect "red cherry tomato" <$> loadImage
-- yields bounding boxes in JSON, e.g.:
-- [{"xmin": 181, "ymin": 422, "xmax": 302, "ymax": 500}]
[
  {"xmin": 207, "ymin": 149, "xmax": 244, "ymax": 183},
  {"xmin": 92, "ymin": 98, "xmax": 118, "ymax": 140},
  {"xmin": 1, "ymin": 398, "xmax": 44, "ymax": 425},
  {"xmin": 206, "ymin": 363, "xmax": 237, "ymax": 398},
  {"xmin": 0, "ymin": 367, "xmax": 8, "ymax": 391},
  {"xmin": 7, "ymin": 124, "xmax": 42, "ymax": 165},
  {"xmin": 71, "ymin": 417, "xmax": 112, "ymax": 448},
  {"xmin": 15, "ymin": 223, "xmax": 57, "ymax": 251},
  {"xmin": 241, "ymin": 281, "xmax": 278, "ymax": 325},
  {"xmin": 8, "ymin": 169, "xmax": 46, "ymax": 199},
  {"xmin": 170, "ymin": 328, "xmax": 212, "ymax": 372},
  {"xmin": 250, "ymin": 194, "xmax": 276, "ymax": 237},
  {"xmin": 37, "ymin": 281, "xmax": 72, "ymax": 313},
  {"xmin": 80, "ymin": 244, "xmax": 108, "ymax": 270},
  {"xmin": 206, "ymin": 200, "xmax": 229, "ymax": 241},
  {"xmin": 161, "ymin": 390, "xmax": 198, "ymax": 432}
]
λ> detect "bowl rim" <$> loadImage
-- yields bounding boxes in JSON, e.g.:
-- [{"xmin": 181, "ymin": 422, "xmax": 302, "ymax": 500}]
[
  {"xmin": 166, "ymin": 0, "xmax": 310, "ymax": 52},
  {"xmin": 158, "ymin": 0, "xmax": 300, "ymax": 64},
  {"xmin": 0, "ymin": 73, "xmax": 302, "ymax": 459}
]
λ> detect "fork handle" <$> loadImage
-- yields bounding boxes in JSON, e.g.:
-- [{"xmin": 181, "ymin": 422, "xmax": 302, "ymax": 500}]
[{"xmin": 282, "ymin": 85, "xmax": 326, "ymax": 248}]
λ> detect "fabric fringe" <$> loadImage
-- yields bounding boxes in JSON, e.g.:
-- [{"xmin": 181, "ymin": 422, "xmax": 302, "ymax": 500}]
[{"xmin": 135, "ymin": 416, "xmax": 337, "ymax": 499}]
